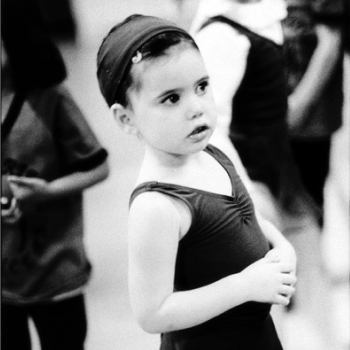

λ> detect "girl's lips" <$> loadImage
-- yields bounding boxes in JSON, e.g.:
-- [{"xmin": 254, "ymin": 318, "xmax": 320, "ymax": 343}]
[
  {"xmin": 189, "ymin": 125, "xmax": 209, "ymax": 141},
  {"xmin": 190, "ymin": 125, "xmax": 208, "ymax": 135}
]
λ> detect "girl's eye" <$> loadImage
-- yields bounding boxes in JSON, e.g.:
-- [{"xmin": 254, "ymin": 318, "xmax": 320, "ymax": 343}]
[
  {"xmin": 162, "ymin": 94, "xmax": 180, "ymax": 105},
  {"xmin": 196, "ymin": 80, "xmax": 209, "ymax": 95}
]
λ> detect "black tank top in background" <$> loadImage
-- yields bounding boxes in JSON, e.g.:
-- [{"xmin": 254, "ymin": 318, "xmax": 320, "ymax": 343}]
[{"xmin": 201, "ymin": 16, "xmax": 288, "ymax": 133}]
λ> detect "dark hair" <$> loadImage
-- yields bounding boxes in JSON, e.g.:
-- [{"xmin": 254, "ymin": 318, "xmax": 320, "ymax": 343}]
[
  {"xmin": 118, "ymin": 30, "xmax": 198, "ymax": 107},
  {"xmin": 97, "ymin": 14, "xmax": 198, "ymax": 107},
  {"xmin": 1, "ymin": 0, "xmax": 67, "ymax": 91}
]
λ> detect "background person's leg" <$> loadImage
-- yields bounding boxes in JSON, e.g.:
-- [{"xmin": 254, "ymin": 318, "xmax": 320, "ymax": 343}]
[
  {"xmin": 31, "ymin": 295, "xmax": 87, "ymax": 350},
  {"xmin": 1, "ymin": 303, "xmax": 32, "ymax": 350}
]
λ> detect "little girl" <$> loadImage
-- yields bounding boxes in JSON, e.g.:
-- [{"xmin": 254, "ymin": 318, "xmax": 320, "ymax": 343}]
[{"xmin": 97, "ymin": 14, "xmax": 296, "ymax": 350}]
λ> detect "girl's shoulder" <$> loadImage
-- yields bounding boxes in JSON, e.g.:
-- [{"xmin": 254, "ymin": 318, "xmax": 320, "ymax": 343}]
[
  {"xmin": 129, "ymin": 185, "xmax": 191, "ymax": 239},
  {"xmin": 130, "ymin": 188, "xmax": 177, "ymax": 211}
]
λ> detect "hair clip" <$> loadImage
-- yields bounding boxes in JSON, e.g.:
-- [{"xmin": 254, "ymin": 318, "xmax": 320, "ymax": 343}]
[{"xmin": 132, "ymin": 51, "xmax": 142, "ymax": 64}]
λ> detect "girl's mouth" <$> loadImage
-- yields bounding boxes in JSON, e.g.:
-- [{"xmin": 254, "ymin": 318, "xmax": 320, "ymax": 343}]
[
  {"xmin": 190, "ymin": 125, "xmax": 208, "ymax": 136},
  {"xmin": 189, "ymin": 125, "xmax": 209, "ymax": 140}
]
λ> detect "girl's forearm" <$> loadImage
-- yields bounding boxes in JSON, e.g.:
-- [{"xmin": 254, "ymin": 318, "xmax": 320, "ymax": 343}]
[{"xmin": 135, "ymin": 273, "xmax": 249, "ymax": 334}]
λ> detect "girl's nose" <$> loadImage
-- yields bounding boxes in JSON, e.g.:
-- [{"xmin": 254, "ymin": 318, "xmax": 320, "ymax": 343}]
[{"xmin": 186, "ymin": 96, "xmax": 203, "ymax": 120}]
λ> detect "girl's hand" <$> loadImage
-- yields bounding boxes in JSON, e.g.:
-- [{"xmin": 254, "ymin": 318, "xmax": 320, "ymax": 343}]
[
  {"xmin": 7, "ymin": 176, "xmax": 52, "ymax": 206},
  {"xmin": 265, "ymin": 246, "xmax": 297, "ymax": 276},
  {"xmin": 242, "ymin": 257, "xmax": 297, "ymax": 306}
]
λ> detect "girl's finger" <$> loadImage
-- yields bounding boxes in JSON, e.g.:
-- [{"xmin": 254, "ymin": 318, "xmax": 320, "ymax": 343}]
[
  {"xmin": 281, "ymin": 273, "xmax": 297, "ymax": 286},
  {"xmin": 279, "ymin": 263, "xmax": 294, "ymax": 274},
  {"xmin": 279, "ymin": 285, "xmax": 295, "ymax": 297},
  {"xmin": 274, "ymin": 294, "xmax": 290, "ymax": 306}
]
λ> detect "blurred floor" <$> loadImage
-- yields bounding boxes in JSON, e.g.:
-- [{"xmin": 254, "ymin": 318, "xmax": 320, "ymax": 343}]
[{"xmin": 29, "ymin": 1, "xmax": 349, "ymax": 349}]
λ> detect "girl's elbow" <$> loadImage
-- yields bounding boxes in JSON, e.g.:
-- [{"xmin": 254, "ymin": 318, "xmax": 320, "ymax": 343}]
[
  {"xmin": 137, "ymin": 317, "xmax": 161, "ymax": 334},
  {"xmin": 138, "ymin": 321, "xmax": 161, "ymax": 334},
  {"xmin": 136, "ymin": 312, "xmax": 175, "ymax": 334}
]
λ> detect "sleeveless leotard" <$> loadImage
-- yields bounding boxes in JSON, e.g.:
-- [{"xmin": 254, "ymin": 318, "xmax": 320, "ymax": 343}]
[{"xmin": 130, "ymin": 145, "xmax": 283, "ymax": 350}]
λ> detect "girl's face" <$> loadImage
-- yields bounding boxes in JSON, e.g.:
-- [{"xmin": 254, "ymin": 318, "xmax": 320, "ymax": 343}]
[{"xmin": 126, "ymin": 45, "xmax": 217, "ymax": 157}]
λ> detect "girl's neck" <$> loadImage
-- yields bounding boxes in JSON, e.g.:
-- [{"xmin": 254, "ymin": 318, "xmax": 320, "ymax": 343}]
[
  {"xmin": 137, "ymin": 145, "xmax": 233, "ymax": 197},
  {"xmin": 145, "ymin": 147, "xmax": 198, "ymax": 170},
  {"xmin": 138, "ymin": 147, "xmax": 202, "ymax": 183}
]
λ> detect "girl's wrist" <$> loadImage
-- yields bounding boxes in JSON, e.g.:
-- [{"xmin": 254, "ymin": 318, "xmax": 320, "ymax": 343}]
[{"xmin": 234, "ymin": 271, "xmax": 254, "ymax": 304}]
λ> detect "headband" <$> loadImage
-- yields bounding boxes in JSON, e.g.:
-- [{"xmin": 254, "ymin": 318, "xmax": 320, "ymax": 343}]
[{"xmin": 97, "ymin": 15, "xmax": 193, "ymax": 107}]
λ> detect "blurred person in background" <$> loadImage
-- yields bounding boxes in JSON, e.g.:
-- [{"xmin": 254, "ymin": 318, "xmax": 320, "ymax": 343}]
[
  {"xmin": 190, "ymin": 0, "xmax": 321, "ymax": 237},
  {"xmin": 321, "ymin": 55, "xmax": 349, "ymax": 349},
  {"xmin": 1, "ymin": 0, "xmax": 109, "ymax": 349},
  {"xmin": 282, "ymin": 0, "xmax": 345, "ymax": 227},
  {"xmin": 283, "ymin": 2, "xmax": 348, "ymax": 347},
  {"xmin": 318, "ymin": 1, "xmax": 349, "ymax": 349}
]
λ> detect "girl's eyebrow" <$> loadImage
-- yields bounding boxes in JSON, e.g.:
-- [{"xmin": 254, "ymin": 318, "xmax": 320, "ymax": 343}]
[
  {"xmin": 198, "ymin": 75, "xmax": 210, "ymax": 83},
  {"xmin": 157, "ymin": 88, "xmax": 181, "ymax": 100},
  {"xmin": 156, "ymin": 75, "xmax": 210, "ymax": 100}
]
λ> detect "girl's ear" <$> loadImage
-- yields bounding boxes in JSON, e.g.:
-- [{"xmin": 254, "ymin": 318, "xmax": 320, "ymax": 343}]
[{"xmin": 110, "ymin": 103, "xmax": 137, "ymax": 135}]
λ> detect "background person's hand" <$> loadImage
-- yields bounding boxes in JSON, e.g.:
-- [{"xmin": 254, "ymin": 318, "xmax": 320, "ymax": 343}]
[{"xmin": 7, "ymin": 176, "xmax": 52, "ymax": 207}]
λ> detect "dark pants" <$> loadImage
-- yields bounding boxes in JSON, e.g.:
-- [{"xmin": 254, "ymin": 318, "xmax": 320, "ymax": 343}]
[
  {"xmin": 1, "ymin": 295, "xmax": 87, "ymax": 350},
  {"xmin": 290, "ymin": 137, "xmax": 331, "ymax": 216}
]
